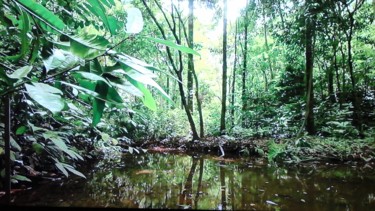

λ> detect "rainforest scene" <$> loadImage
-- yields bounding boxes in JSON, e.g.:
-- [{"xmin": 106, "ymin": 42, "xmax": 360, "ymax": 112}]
[{"xmin": 0, "ymin": 0, "xmax": 374, "ymax": 210}]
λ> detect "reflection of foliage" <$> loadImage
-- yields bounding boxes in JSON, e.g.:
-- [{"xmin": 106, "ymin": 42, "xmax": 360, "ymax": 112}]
[{"xmin": 61, "ymin": 153, "xmax": 375, "ymax": 210}]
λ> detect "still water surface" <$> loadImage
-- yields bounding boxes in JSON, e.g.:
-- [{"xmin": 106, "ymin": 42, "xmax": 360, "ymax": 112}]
[{"xmin": 10, "ymin": 152, "xmax": 375, "ymax": 210}]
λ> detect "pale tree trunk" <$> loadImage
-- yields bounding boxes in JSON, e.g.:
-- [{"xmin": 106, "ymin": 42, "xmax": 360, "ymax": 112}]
[
  {"xmin": 176, "ymin": 0, "xmax": 204, "ymax": 137},
  {"xmin": 242, "ymin": 0, "xmax": 249, "ymax": 128},
  {"xmin": 220, "ymin": 0, "xmax": 228, "ymax": 134},
  {"xmin": 262, "ymin": 3, "xmax": 273, "ymax": 80},
  {"xmin": 187, "ymin": 0, "xmax": 194, "ymax": 112},
  {"xmin": 230, "ymin": 20, "xmax": 239, "ymax": 128}
]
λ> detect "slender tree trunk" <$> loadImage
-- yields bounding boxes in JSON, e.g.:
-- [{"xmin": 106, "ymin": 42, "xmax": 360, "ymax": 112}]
[
  {"xmin": 175, "ymin": 0, "xmax": 204, "ymax": 137},
  {"xmin": 187, "ymin": 0, "xmax": 194, "ymax": 112},
  {"xmin": 346, "ymin": 24, "xmax": 356, "ymax": 90},
  {"xmin": 328, "ymin": 61, "xmax": 335, "ymax": 103},
  {"xmin": 339, "ymin": 43, "xmax": 346, "ymax": 100},
  {"xmin": 332, "ymin": 32, "xmax": 341, "ymax": 105},
  {"xmin": 188, "ymin": 0, "xmax": 204, "ymax": 137},
  {"xmin": 277, "ymin": 0, "xmax": 285, "ymax": 29},
  {"xmin": 220, "ymin": 0, "xmax": 228, "ymax": 134},
  {"xmin": 193, "ymin": 71, "xmax": 204, "ymax": 137},
  {"xmin": 262, "ymin": 4, "xmax": 273, "ymax": 80},
  {"xmin": 231, "ymin": 21, "xmax": 239, "ymax": 128},
  {"xmin": 345, "ymin": 9, "xmax": 362, "ymax": 134},
  {"xmin": 241, "ymin": 2, "xmax": 249, "ymax": 128},
  {"xmin": 304, "ymin": 2, "xmax": 315, "ymax": 135}
]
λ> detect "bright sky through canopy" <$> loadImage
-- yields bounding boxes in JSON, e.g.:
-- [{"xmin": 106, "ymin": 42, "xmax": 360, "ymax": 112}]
[
  {"xmin": 226, "ymin": 0, "xmax": 248, "ymax": 22},
  {"xmin": 160, "ymin": 0, "xmax": 248, "ymax": 23}
]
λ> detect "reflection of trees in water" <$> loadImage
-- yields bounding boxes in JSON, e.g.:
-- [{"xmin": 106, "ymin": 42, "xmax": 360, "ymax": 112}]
[
  {"xmin": 82, "ymin": 153, "xmax": 375, "ymax": 210},
  {"xmin": 179, "ymin": 157, "xmax": 198, "ymax": 208}
]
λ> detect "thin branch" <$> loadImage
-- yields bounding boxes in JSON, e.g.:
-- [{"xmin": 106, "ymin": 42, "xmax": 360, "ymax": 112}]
[{"xmin": 141, "ymin": 0, "xmax": 180, "ymax": 75}]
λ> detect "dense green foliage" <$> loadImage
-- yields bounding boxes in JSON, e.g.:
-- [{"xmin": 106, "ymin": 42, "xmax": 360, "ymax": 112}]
[
  {"xmin": 0, "ymin": 0, "xmax": 374, "ymax": 188},
  {"xmin": 0, "ymin": 0, "xmax": 197, "ymax": 184}
]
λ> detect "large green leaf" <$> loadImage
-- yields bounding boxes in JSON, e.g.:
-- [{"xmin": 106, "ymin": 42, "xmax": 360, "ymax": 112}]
[
  {"xmin": 116, "ymin": 53, "xmax": 157, "ymax": 77},
  {"xmin": 25, "ymin": 82, "xmax": 65, "ymax": 114},
  {"xmin": 92, "ymin": 81, "xmax": 109, "ymax": 126},
  {"xmin": 115, "ymin": 54, "xmax": 172, "ymax": 104},
  {"xmin": 125, "ymin": 69, "xmax": 172, "ymax": 104},
  {"xmin": 15, "ymin": 0, "xmax": 65, "ymax": 31},
  {"xmin": 6, "ymin": 8, "xmax": 30, "ymax": 61},
  {"xmin": 43, "ymin": 49, "xmax": 80, "ymax": 73},
  {"xmin": 73, "ymin": 71, "xmax": 109, "ymax": 85},
  {"xmin": 106, "ymin": 87, "xmax": 123, "ymax": 104},
  {"xmin": 70, "ymin": 33, "xmax": 109, "ymax": 59},
  {"xmin": 101, "ymin": 0, "xmax": 116, "ymax": 7},
  {"xmin": 144, "ymin": 36, "xmax": 200, "ymax": 56},
  {"xmin": 86, "ymin": 0, "xmax": 117, "ymax": 35},
  {"xmin": 32, "ymin": 142, "xmax": 44, "ymax": 154},
  {"xmin": 12, "ymin": 174, "xmax": 31, "ymax": 182},
  {"xmin": 7, "ymin": 65, "xmax": 32, "ymax": 79},
  {"xmin": 43, "ymin": 131, "xmax": 83, "ymax": 161},
  {"xmin": 126, "ymin": 77, "xmax": 156, "ymax": 111},
  {"xmin": 10, "ymin": 136, "xmax": 21, "ymax": 151},
  {"xmin": 110, "ymin": 79, "xmax": 143, "ymax": 97},
  {"xmin": 59, "ymin": 81, "xmax": 99, "ymax": 97},
  {"xmin": 55, "ymin": 162, "xmax": 69, "ymax": 177},
  {"xmin": 61, "ymin": 163, "xmax": 86, "ymax": 178}
]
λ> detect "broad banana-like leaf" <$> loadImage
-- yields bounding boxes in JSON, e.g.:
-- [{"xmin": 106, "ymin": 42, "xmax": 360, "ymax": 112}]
[
  {"xmin": 15, "ymin": 0, "xmax": 65, "ymax": 31},
  {"xmin": 86, "ymin": 0, "xmax": 117, "ymax": 35},
  {"xmin": 92, "ymin": 81, "xmax": 108, "ymax": 126},
  {"xmin": 126, "ymin": 76, "xmax": 156, "ymax": 111},
  {"xmin": 25, "ymin": 82, "xmax": 65, "ymax": 114},
  {"xmin": 70, "ymin": 33, "xmax": 109, "ymax": 59}
]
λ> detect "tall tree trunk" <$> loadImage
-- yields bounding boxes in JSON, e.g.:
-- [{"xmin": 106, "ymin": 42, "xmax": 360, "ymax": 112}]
[
  {"xmin": 277, "ymin": 0, "xmax": 285, "ymax": 29},
  {"xmin": 193, "ymin": 70, "xmax": 204, "ymax": 137},
  {"xmin": 262, "ymin": 3, "xmax": 273, "ymax": 80},
  {"xmin": 220, "ymin": 0, "xmax": 228, "ymax": 134},
  {"xmin": 304, "ymin": 1, "xmax": 315, "ymax": 135},
  {"xmin": 332, "ymin": 30, "xmax": 341, "ymax": 105},
  {"xmin": 343, "ymin": 0, "xmax": 365, "ymax": 134},
  {"xmin": 231, "ymin": 21, "xmax": 239, "ymax": 128},
  {"xmin": 189, "ymin": 0, "xmax": 204, "ymax": 137},
  {"xmin": 241, "ymin": 1, "xmax": 249, "ymax": 128},
  {"xmin": 328, "ymin": 61, "xmax": 335, "ymax": 103},
  {"xmin": 339, "ymin": 43, "xmax": 346, "ymax": 100},
  {"xmin": 187, "ymin": 0, "xmax": 194, "ymax": 112},
  {"xmin": 175, "ymin": 0, "xmax": 204, "ymax": 137}
]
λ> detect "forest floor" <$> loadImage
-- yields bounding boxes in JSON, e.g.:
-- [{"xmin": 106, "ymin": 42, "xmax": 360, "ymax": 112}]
[{"xmin": 133, "ymin": 135, "xmax": 375, "ymax": 167}]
